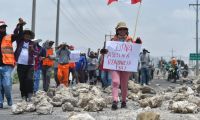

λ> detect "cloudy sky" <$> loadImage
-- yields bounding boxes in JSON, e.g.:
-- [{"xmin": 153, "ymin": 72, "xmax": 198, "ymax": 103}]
[{"xmin": 0, "ymin": 0, "xmax": 197, "ymax": 58}]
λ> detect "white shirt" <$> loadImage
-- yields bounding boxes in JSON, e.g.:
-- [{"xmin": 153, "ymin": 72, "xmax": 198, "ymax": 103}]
[{"xmin": 17, "ymin": 42, "xmax": 29, "ymax": 65}]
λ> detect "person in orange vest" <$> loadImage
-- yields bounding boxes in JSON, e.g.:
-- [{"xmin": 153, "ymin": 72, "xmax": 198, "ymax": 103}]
[
  {"xmin": 42, "ymin": 40, "xmax": 54, "ymax": 92},
  {"xmin": 0, "ymin": 18, "xmax": 25, "ymax": 108},
  {"xmin": 56, "ymin": 43, "xmax": 71, "ymax": 86},
  {"xmin": 100, "ymin": 22, "xmax": 142, "ymax": 110}
]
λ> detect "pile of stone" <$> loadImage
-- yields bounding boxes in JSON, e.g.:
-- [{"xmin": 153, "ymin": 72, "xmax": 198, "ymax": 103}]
[
  {"xmin": 11, "ymin": 78, "xmax": 200, "ymax": 116},
  {"xmin": 12, "ymin": 91, "xmax": 53, "ymax": 115},
  {"xmin": 12, "ymin": 83, "xmax": 107, "ymax": 115}
]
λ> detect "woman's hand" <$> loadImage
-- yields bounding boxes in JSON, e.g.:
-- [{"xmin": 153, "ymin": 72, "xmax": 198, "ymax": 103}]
[
  {"xmin": 100, "ymin": 48, "xmax": 108, "ymax": 54},
  {"xmin": 135, "ymin": 37, "xmax": 142, "ymax": 44}
]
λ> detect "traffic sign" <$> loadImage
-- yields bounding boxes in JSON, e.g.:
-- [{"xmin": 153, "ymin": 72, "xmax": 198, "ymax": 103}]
[{"xmin": 190, "ymin": 53, "xmax": 200, "ymax": 60}]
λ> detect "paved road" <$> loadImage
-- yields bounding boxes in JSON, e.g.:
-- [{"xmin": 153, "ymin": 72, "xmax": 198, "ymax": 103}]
[{"xmin": 0, "ymin": 78, "xmax": 200, "ymax": 120}]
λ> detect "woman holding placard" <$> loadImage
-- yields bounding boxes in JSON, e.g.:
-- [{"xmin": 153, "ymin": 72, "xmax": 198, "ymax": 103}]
[{"xmin": 101, "ymin": 22, "xmax": 142, "ymax": 110}]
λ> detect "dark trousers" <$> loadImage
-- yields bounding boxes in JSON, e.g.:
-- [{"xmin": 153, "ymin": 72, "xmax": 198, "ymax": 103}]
[
  {"xmin": 78, "ymin": 70, "xmax": 86, "ymax": 83},
  {"xmin": 42, "ymin": 66, "xmax": 52, "ymax": 92},
  {"xmin": 17, "ymin": 64, "xmax": 34, "ymax": 98},
  {"xmin": 89, "ymin": 70, "xmax": 96, "ymax": 84},
  {"xmin": 54, "ymin": 68, "xmax": 60, "ymax": 87}
]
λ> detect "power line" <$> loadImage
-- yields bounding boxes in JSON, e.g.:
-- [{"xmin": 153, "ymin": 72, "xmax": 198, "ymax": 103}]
[
  {"xmin": 51, "ymin": 0, "xmax": 96, "ymax": 45},
  {"xmin": 68, "ymin": 0, "xmax": 103, "ymax": 35}
]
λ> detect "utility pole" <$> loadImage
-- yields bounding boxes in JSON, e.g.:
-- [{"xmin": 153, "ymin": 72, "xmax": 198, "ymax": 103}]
[
  {"xmin": 55, "ymin": 0, "xmax": 60, "ymax": 47},
  {"xmin": 104, "ymin": 32, "xmax": 114, "ymax": 48},
  {"xmin": 189, "ymin": 0, "xmax": 200, "ymax": 76},
  {"xmin": 31, "ymin": 0, "xmax": 36, "ymax": 33},
  {"xmin": 171, "ymin": 48, "xmax": 175, "ymax": 58},
  {"xmin": 105, "ymin": 32, "xmax": 114, "ymax": 41}
]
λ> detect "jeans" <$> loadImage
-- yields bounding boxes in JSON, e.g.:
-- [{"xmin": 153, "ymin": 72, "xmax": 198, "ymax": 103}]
[
  {"xmin": 0, "ymin": 65, "xmax": 13, "ymax": 106},
  {"xmin": 101, "ymin": 71, "xmax": 111, "ymax": 87},
  {"xmin": 141, "ymin": 67, "xmax": 149, "ymax": 85},
  {"xmin": 42, "ymin": 66, "xmax": 52, "ymax": 92},
  {"xmin": 33, "ymin": 69, "xmax": 41, "ymax": 93}
]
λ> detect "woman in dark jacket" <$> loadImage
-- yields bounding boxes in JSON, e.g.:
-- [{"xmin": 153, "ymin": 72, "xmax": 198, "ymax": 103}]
[{"xmin": 15, "ymin": 25, "xmax": 37, "ymax": 101}]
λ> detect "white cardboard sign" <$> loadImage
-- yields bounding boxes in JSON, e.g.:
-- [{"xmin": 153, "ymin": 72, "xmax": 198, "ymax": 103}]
[
  {"xmin": 103, "ymin": 41, "xmax": 141, "ymax": 72},
  {"xmin": 70, "ymin": 50, "xmax": 80, "ymax": 62}
]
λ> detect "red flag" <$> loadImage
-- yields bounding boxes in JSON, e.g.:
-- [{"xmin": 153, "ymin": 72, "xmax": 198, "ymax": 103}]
[
  {"xmin": 107, "ymin": 0, "xmax": 141, "ymax": 5},
  {"xmin": 131, "ymin": 0, "xmax": 141, "ymax": 4}
]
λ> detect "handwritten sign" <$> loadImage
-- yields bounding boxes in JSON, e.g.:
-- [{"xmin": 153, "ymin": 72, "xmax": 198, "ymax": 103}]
[
  {"xmin": 103, "ymin": 41, "xmax": 141, "ymax": 72},
  {"xmin": 70, "ymin": 50, "xmax": 80, "ymax": 62}
]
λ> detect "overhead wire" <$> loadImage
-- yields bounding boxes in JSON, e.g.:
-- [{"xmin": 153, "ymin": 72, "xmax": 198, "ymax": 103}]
[
  {"xmin": 68, "ymin": 0, "xmax": 103, "ymax": 35},
  {"xmin": 50, "ymin": 0, "xmax": 97, "ymax": 45}
]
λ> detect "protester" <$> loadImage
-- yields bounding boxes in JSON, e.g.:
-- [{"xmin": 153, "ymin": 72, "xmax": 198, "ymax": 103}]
[
  {"xmin": 87, "ymin": 50, "xmax": 98, "ymax": 85},
  {"xmin": 56, "ymin": 43, "xmax": 71, "ymax": 86},
  {"xmin": 101, "ymin": 22, "xmax": 142, "ymax": 110},
  {"xmin": 76, "ymin": 53, "xmax": 88, "ymax": 83},
  {"xmin": 140, "ymin": 48, "xmax": 150, "ymax": 86},
  {"xmin": 68, "ymin": 45, "xmax": 77, "ymax": 86},
  {"xmin": 0, "ymin": 18, "xmax": 24, "ymax": 108},
  {"xmin": 15, "ymin": 23, "xmax": 37, "ymax": 102},
  {"xmin": 33, "ymin": 39, "xmax": 45, "ymax": 93},
  {"xmin": 42, "ymin": 40, "xmax": 54, "ymax": 92}
]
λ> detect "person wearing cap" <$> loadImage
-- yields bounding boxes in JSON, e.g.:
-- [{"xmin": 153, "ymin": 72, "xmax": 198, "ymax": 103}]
[
  {"xmin": 14, "ymin": 20, "xmax": 38, "ymax": 101},
  {"xmin": 32, "ymin": 39, "xmax": 46, "ymax": 93},
  {"xmin": 0, "ymin": 18, "xmax": 24, "ymax": 108},
  {"xmin": 101, "ymin": 22, "xmax": 142, "ymax": 110},
  {"xmin": 42, "ymin": 40, "xmax": 55, "ymax": 91},
  {"xmin": 139, "ymin": 48, "xmax": 151, "ymax": 86},
  {"xmin": 56, "ymin": 43, "xmax": 71, "ymax": 86}
]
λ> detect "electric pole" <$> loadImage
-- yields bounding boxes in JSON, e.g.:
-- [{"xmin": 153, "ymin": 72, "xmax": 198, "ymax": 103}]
[
  {"xmin": 31, "ymin": 0, "xmax": 36, "ymax": 33},
  {"xmin": 104, "ymin": 32, "xmax": 114, "ymax": 48},
  {"xmin": 55, "ymin": 0, "xmax": 60, "ymax": 47},
  {"xmin": 189, "ymin": 0, "xmax": 200, "ymax": 76},
  {"xmin": 171, "ymin": 48, "xmax": 175, "ymax": 58}
]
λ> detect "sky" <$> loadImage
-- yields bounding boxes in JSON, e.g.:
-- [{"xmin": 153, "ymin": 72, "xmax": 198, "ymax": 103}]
[{"xmin": 0, "ymin": 0, "xmax": 197, "ymax": 59}]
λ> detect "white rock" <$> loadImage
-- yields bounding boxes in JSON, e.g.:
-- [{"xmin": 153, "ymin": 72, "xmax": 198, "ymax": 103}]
[
  {"xmin": 36, "ymin": 99, "xmax": 53, "ymax": 115},
  {"xmin": 136, "ymin": 112, "xmax": 160, "ymax": 120},
  {"xmin": 84, "ymin": 97, "xmax": 107, "ymax": 112},
  {"xmin": 170, "ymin": 101, "xmax": 199, "ymax": 113},
  {"xmin": 188, "ymin": 95, "xmax": 200, "ymax": 106},
  {"xmin": 25, "ymin": 103, "xmax": 36, "ymax": 112},
  {"xmin": 62, "ymin": 102, "xmax": 74, "ymax": 112},
  {"xmin": 11, "ymin": 101, "xmax": 27, "ymax": 114}
]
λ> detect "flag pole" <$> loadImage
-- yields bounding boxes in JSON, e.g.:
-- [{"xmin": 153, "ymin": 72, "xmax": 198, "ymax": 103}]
[{"xmin": 133, "ymin": 2, "xmax": 142, "ymax": 40}]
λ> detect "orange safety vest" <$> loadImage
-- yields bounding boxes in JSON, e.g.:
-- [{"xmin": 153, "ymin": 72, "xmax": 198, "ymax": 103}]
[
  {"xmin": 1, "ymin": 35, "xmax": 15, "ymax": 66},
  {"xmin": 43, "ymin": 48, "xmax": 54, "ymax": 66},
  {"xmin": 111, "ymin": 35, "xmax": 133, "ymax": 42}
]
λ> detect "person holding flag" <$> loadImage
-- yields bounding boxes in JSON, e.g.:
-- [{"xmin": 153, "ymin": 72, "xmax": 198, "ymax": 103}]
[{"xmin": 101, "ymin": 22, "xmax": 142, "ymax": 110}]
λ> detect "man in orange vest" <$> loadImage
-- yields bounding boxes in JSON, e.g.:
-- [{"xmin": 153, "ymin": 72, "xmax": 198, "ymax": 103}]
[
  {"xmin": 56, "ymin": 43, "xmax": 71, "ymax": 86},
  {"xmin": 42, "ymin": 40, "xmax": 54, "ymax": 91},
  {"xmin": 0, "ymin": 18, "xmax": 25, "ymax": 108}
]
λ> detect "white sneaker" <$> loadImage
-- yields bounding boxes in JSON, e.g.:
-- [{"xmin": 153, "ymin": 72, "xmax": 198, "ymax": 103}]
[{"xmin": 143, "ymin": 83, "xmax": 147, "ymax": 86}]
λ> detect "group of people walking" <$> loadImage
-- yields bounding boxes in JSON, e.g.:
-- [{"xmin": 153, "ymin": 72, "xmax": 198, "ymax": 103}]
[{"xmin": 0, "ymin": 18, "xmax": 147, "ymax": 111}]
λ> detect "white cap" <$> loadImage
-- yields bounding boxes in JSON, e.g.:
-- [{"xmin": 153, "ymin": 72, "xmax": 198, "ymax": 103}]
[{"xmin": 0, "ymin": 21, "xmax": 7, "ymax": 27}]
